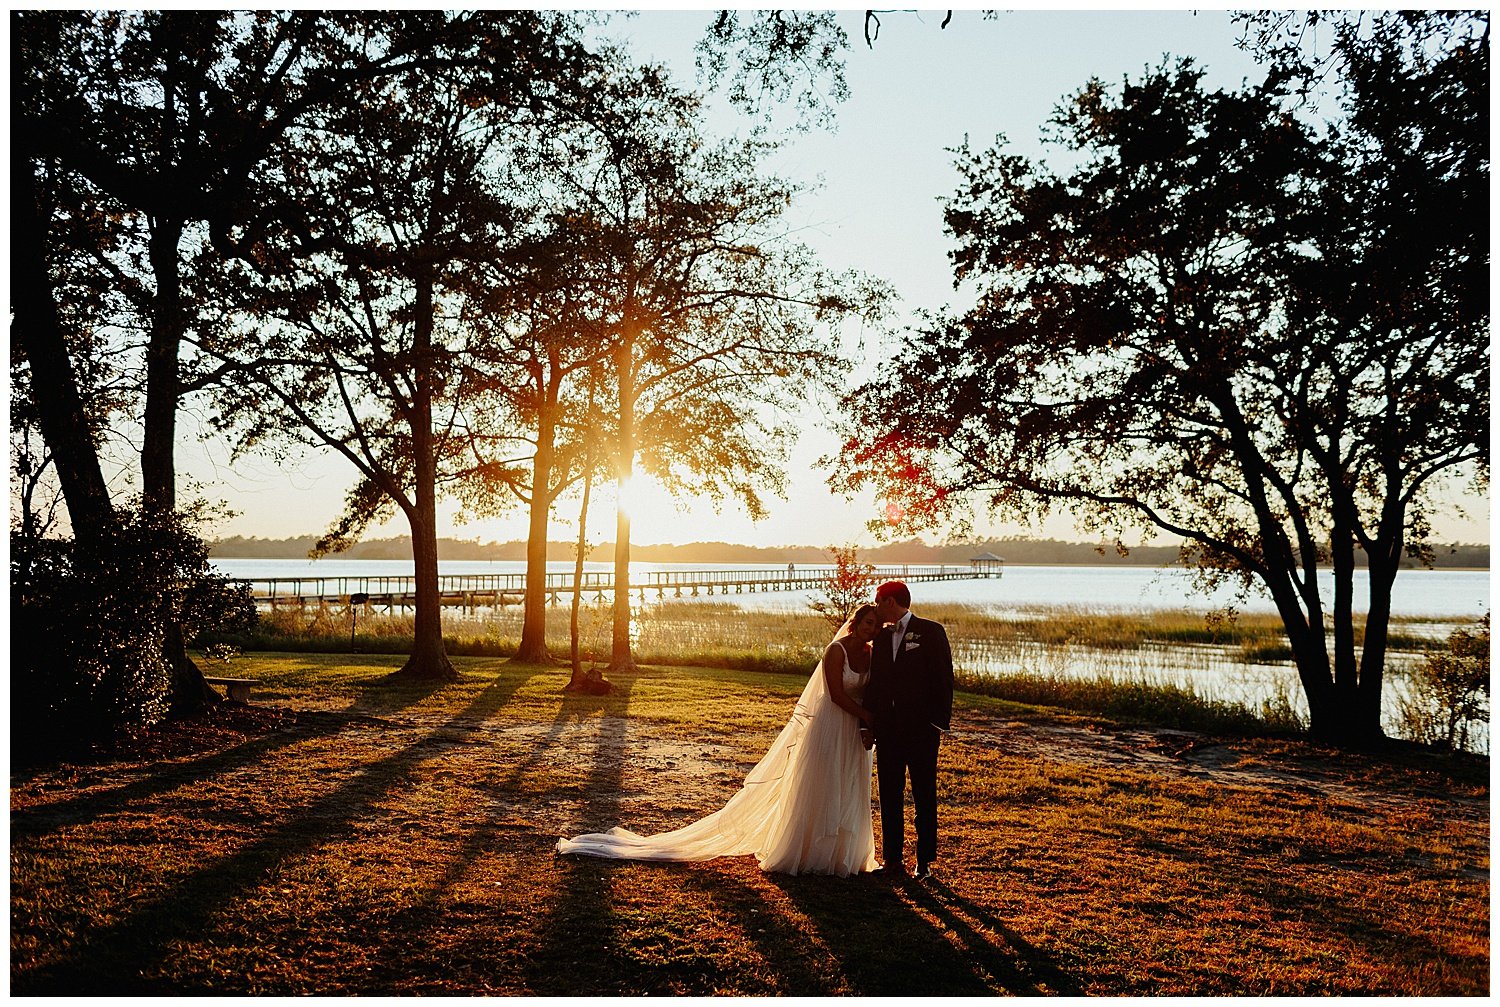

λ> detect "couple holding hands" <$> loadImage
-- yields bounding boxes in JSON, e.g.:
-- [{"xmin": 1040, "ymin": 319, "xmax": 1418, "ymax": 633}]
[{"xmin": 558, "ymin": 580, "xmax": 953, "ymax": 881}]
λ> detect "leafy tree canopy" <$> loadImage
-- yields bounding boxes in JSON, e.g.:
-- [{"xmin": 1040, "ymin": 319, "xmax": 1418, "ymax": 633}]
[{"xmin": 838, "ymin": 12, "xmax": 1488, "ymax": 744}]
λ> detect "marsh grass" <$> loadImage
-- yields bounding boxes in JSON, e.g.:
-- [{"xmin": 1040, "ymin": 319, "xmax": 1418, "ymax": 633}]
[
  {"xmin": 213, "ymin": 601, "xmax": 1476, "ymax": 741},
  {"xmin": 238, "ymin": 600, "xmax": 1459, "ymax": 658},
  {"xmin": 10, "ymin": 656, "xmax": 1488, "ymax": 995},
  {"xmin": 954, "ymin": 667, "xmax": 1305, "ymax": 737},
  {"xmin": 231, "ymin": 600, "xmax": 833, "ymax": 672}
]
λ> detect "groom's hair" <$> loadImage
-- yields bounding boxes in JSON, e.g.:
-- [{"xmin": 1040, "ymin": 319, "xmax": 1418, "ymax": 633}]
[{"xmin": 875, "ymin": 581, "xmax": 910, "ymax": 608}]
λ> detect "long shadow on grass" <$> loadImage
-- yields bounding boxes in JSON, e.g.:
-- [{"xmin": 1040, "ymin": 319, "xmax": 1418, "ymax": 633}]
[
  {"xmin": 11, "ymin": 663, "xmax": 544, "ymax": 995},
  {"xmin": 490, "ymin": 672, "xmax": 642, "ymax": 807},
  {"xmin": 529, "ymin": 671, "xmax": 755, "ymax": 996},
  {"xmin": 764, "ymin": 871, "xmax": 1082, "ymax": 995},
  {"xmin": 355, "ymin": 674, "xmax": 642, "ymax": 994},
  {"xmin": 525, "ymin": 675, "xmax": 1079, "ymax": 995},
  {"xmin": 676, "ymin": 867, "xmax": 865, "ymax": 994},
  {"xmin": 10, "ymin": 658, "xmax": 445, "ymax": 841},
  {"xmin": 531, "ymin": 852, "xmax": 1083, "ymax": 994},
  {"xmin": 525, "ymin": 672, "xmax": 660, "ymax": 996},
  {"xmin": 906, "ymin": 875, "xmax": 1083, "ymax": 994}
]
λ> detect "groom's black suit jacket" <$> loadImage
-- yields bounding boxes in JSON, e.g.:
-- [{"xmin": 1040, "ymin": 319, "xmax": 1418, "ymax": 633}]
[{"xmin": 866, "ymin": 615, "xmax": 954, "ymax": 738}]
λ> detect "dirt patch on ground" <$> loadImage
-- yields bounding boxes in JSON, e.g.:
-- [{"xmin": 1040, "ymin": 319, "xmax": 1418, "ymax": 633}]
[
  {"xmin": 16, "ymin": 700, "xmax": 1483, "ymax": 837},
  {"xmin": 955, "ymin": 706, "xmax": 1488, "ymax": 824}
]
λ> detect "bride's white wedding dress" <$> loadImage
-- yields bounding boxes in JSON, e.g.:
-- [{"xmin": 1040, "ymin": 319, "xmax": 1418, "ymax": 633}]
[{"xmin": 555, "ymin": 639, "xmax": 878, "ymax": 877}]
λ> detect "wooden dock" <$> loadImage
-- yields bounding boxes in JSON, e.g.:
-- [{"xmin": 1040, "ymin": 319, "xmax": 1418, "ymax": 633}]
[{"xmin": 244, "ymin": 564, "xmax": 999, "ymax": 612}]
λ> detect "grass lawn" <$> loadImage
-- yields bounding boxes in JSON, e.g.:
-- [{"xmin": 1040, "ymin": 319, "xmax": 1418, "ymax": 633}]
[{"xmin": 10, "ymin": 654, "xmax": 1489, "ymax": 995}]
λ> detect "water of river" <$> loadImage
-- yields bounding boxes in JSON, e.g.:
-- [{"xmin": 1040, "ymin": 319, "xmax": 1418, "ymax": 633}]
[{"xmin": 213, "ymin": 558, "xmax": 1490, "ymax": 618}]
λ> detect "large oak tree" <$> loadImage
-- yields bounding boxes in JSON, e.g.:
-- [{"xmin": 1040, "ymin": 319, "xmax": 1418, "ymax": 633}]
[
  {"xmin": 13, "ymin": 11, "xmax": 591, "ymax": 700},
  {"xmin": 202, "ymin": 56, "xmax": 589, "ymax": 680},
  {"xmin": 841, "ymin": 18, "xmax": 1487, "ymax": 745},
  {"xmin": 537, "ymin": 67, "xmax": 885, "ymax": 671}
]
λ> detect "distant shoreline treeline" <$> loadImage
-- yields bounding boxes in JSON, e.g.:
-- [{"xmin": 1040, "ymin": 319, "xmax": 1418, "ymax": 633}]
[{"xmin": 208, "ymin": 535, "xmax": 1490, "ymax": 569}]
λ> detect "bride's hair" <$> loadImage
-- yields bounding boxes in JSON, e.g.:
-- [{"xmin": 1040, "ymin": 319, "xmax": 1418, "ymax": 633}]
[{"xmin": 836, "ymin": 603, "xmax": 879, "ymax": 640}]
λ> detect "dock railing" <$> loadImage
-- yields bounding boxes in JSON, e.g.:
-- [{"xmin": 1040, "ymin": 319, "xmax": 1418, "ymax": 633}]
[{"xmin": 242, "ymin": 563, "xmax": 998, "ymax": 609}]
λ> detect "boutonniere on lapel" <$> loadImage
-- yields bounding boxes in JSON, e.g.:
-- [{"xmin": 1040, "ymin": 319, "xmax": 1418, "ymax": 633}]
[{"xmin": 903, "ymin": 631, "xmax": 922, "ymax": 652}]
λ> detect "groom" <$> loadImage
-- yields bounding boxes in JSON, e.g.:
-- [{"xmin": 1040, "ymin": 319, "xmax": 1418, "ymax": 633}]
[{"xmin": 861, "ymin": 580, "xmax": 953, "ymax": 880}]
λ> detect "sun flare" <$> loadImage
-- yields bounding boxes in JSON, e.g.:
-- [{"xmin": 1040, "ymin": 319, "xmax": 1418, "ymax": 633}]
[{"xmin": 615, "ymin": 475, "xmax": 640, "ymax": 520}]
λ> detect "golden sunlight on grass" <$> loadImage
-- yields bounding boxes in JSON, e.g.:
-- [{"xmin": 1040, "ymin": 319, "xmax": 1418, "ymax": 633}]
[
  {"xmin": 10, "ymin": 656, "xmax": 1487, "ymax": 995},
  {"xmin": 238, "ymin": 600, "xmax": 1477, "ymax": 743}
]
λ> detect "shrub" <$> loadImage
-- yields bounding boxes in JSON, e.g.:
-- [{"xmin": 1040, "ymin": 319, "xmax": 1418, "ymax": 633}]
[
  {"xmin": 11, "ymin": 504, "xmax": 257, "ymax": 755},
  {"xmin": 1394, "ymin": 615, "xmax": 1490, "ymax": 754}
]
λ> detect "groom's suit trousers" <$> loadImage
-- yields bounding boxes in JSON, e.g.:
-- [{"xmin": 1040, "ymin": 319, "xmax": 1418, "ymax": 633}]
[{"xmin": 876, "ymin": 726, "xmax": 941, "ymax": 867}]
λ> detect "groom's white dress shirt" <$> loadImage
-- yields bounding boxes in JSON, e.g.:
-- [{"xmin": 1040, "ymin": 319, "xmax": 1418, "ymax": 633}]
[{"xmin": 890, "ymin": 612, "xmax": 910, "ymax": 661}]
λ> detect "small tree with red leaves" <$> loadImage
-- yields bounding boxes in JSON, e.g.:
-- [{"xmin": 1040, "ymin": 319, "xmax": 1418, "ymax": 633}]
[{"xmin": 808, "ymin": 545, "xmax": 877, "ymax": 632}]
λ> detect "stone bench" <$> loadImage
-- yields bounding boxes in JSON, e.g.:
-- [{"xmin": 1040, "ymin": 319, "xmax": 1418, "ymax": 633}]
[{"xmin": 203, "ymin": 676, "xmax": 261, "ymax": 704}]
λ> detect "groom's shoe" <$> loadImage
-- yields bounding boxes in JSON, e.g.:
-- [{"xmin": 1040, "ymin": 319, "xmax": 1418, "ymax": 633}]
[
  {"xmin": 914, "ymin": 862, "xmax": 934, "ymax": 881},
  {"xmin": 872, "ymin": 863, "xmax": 908, "ymax": 880}
]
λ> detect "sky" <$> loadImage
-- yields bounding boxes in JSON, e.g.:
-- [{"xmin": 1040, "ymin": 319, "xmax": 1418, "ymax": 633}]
[{"xmin": 177, "ymin": 9, "xmax": 1490, "ymax": 549}]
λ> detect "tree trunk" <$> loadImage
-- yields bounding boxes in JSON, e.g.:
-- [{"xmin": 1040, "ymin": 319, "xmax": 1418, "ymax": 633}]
[
  {"xmin": 1246, "ymin": 479, "xmax": 1381, "ymax": 746},
  {"xmin": 1283, "ymin": 514, "xmax": 1392, "ymax": 748},
  {"xmin": 1285, "ymin": 615, "xmax": 1333, "ymax": 733},
  {"xmin": 1352, "ymin": 536, "xmax": 1404, "ymax": 745},
  {"xmin": 569, "ymin": 470, "xmax": 590, "ymax": 680},
  {"xmin": 1328, "ymin": 522, "xmax": 1359, "ymax": 696},
  {"xmin": 610, "ymin": 490, "xmax": 634, "ymax": 672},
  {"xmin": 11, "ymin": 156, "xmax": 116, "ymax": 544},
  {"xmin": 609, "ymin": 335, "xmax": 636, "ymax": 672},
  {"xmin": 144, "ymin": 214, "xmax": 219, "ymax": 713},
  {"xmin": 1296, "ymin": 620, "xmax": 1387, "ymax": 747},
  {"xmin": 566, "ymin": 458, "xmax": 610, "ymax": 694},
  {"xmin": 142, "ymin": 217, "xmax": 185, "ymax": 515},
  {"xmin": 395, "ymin": 269, "xmax": 457, "ymax": 682},
  {"xmin": 398, "ymin": 500, "xmax": 456, "ymax": 680},
  {"xmin": 515, "ymin": 398, "xmax": 556, "ymax": 664},
  {"xmin": 168, "ymin": 622, "xmax": 219, "ymax": 715},
  {"xmin": 1261, "ymin": 569, "xmax": 1344, "ymax": 744}
]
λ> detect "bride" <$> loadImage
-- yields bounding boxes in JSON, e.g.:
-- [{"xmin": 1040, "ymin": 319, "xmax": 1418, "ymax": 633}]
[{"xmin": 556, "ymin": 604, "xmax": 883, "ymax": 877}]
